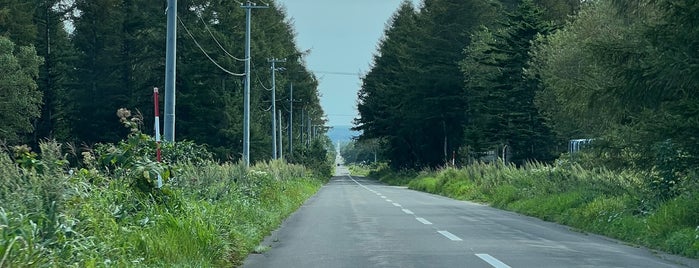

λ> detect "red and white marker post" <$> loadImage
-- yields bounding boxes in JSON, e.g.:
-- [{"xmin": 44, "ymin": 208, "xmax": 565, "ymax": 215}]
[{"xmin": 154, "ymin": 87, "xmax": 163, "ymax": 188}]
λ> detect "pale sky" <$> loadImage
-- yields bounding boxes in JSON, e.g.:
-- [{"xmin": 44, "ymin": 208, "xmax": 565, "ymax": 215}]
[{"xmin": 275, "ymin": 0, "xmax": 420, "ymax": 127}]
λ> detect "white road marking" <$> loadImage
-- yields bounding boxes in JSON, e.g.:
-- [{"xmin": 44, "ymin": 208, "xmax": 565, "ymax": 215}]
[
  {"xmin": 475, "ymin": 254, "xmax": 511, "ymax": 268},
  {"xmin": 392, "ymin": 203, "xmax": 402, "ymax": 207},
  {"xmin": 349, "ymin": 175, "xmax": 375, "ymax": 192},
  {"xmin": 437, "ymin": 231, "xmax": 462, "ymax": 241},
  {"xmin": 416, "ymin": 217, "xmax": 432, "ymax": 225},
  {"xmin": 386, "ymin": 199, "xmax": 392, "ymax": 202},
  {"xmin": 402, "ymin": 209, "xmax": 414, "ymax": 214},
  {"xmin": 381, "ymin": 196, "xmax": 387, "ymax": 199}
]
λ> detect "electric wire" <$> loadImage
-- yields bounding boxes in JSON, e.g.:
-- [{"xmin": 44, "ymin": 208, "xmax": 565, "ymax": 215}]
[
  {"xmin": 178, "ymin": 16, "xmax": 245, "ymax": 77},
  {"xmin": 192, "ymin": 2, "xmax": 247, "ymax": 62},
  {"xmin": 258, "ymin": 76, "xmax": 272, "ymax": 91}
]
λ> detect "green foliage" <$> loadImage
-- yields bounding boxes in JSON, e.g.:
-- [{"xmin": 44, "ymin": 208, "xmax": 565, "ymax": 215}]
[
  {"xmin": 30, "ymin": 0, "xmax": 76, "ymax": 145},
  {"xmin": 649, "ymin": 139, "xmax": 688, "ymax": 200},
  {"xmin": 341, "ymin": 139, "xmax": 382, "ymax": 165},
  {"xmin": 0, "ymin": 136, "xmax": 323, "ymax": 266},
  {"xmin": 0, "ymin": 36, "xmax": 43, "ymax": 143},
  {"xmin": 0, "ymin": 0, "xmax": 37, "ymax": 46},
  {"xmin": 291, "ymin": 139, "xmax": 333, "ymax": 180},
  {"xmin": 356, "ymin": 0, "xmax": 500, "ymax": 169},
  {"xmin": 462, "ymin": 0, "xmax": 558, "ymax": 165},
  {"xmin": 531, "ymin": 0, "xmax": 699, "ymax": 179},
  {"xmin": 386, "ymin": 162, "xmax": 699, "ymax": 259},
  {"xmin": 93, "ymin": 109, "xmax": 169, "ymax": 193},
  {"xmin": 409, "ymin": 177, "xmax": 439, "ymax": 194}
]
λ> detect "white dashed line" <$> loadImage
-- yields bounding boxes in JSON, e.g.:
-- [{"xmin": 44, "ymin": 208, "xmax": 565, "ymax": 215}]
[
  {"xmin": 476, "ymin": 254, "xmax": 511, "ymax": 268},
  {"xmin": 386, "ymin": 199, "xmax": 392, "ymax": 202},
  {"xmin": 381, "ymin": 196, "xmax": 387, "ymax": 199},
  {"xmin": 416, "ymin": 217, "xmax": 432, "ymax": 225},
  {"xmin": 392, "ymin": 203, "xmax": 402, "ymax": 207},
  {"xmin": 437, "ymin": 230, "xmax": 462, "ymax": 241},
  {"xmin": 402, "ymin": 209, "xmax": 414, "ymax": 215}
]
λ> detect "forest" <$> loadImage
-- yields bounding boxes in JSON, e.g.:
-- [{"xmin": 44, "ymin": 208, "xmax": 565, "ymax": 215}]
[
  {"xmin": 356, "ymin": 0, "xmax": 699, "ymax": 173},
  {"xmin": 0, "ymin": 1, "xmax": 336, "ymax": 266},
  {"xmin": 0, "ymin": 0, "xmax": 328, "ymax": 163},
  {"xmin": 352, "ymin": 0, "xmax": 699, "ymax": 258}
]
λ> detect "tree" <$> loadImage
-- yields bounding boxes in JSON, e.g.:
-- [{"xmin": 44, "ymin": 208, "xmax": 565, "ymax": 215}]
[
  {"xmin": 0, "ymin": 0, "xmax": 37, "ymax": 46},
  {"xmin": 462, "ymin": 0, "xmax": 557, "ymax": 164},
  {"xmin": 32, "ymin": 0, "xmax": 76, "ymax": 144},
  {"xmin": 341, "ymin": 139, "xmax": 382, "ymax": 165},
  {"xmin": 532, "ymin": 0, "xmax": 699, "ymax": 170},
  {"xmin": 0, "ymin": 36, "xmax": 43, "ymax": 143},
  {"xmin": 356, "ymin": 0, "xmax": 499, "ymax": 169},
  {"xmin": 71, "ymin": 0, "xmax": 134, "ymax": 143}
]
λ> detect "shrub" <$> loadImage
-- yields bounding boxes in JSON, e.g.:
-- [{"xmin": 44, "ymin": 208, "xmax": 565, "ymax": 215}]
[
  {"xmin": 408, "ymin": 177, "xmax": 438, "ymax": 193},
  {"xmin": 646, "ymin": 193, "xmax": 699, "ymax": 242}
]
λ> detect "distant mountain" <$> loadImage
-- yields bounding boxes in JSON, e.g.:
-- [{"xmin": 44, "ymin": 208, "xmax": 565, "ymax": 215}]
[{"xmin": 327, "ymin": 125, "xmax": 360, "ymax": 147}]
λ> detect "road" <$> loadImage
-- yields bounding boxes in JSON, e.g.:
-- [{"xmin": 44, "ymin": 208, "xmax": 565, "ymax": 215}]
[{"xmin": 243, "ymin": 166, "xmax": 699, "ymax": 268}]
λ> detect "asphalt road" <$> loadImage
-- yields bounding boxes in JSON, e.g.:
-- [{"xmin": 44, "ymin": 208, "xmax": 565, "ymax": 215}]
[{"xmin": 243, "ymin": 166, "xmax": 699, "ymax": 268}]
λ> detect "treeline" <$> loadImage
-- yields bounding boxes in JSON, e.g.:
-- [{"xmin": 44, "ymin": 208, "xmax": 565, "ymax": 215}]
[
  {"xmin": 355, "ymin": 0, "xmax": 699, "ymax": 174},
  {"xmin": 0, "ymin": 0, "xmax": 327, "ymax": 163}
]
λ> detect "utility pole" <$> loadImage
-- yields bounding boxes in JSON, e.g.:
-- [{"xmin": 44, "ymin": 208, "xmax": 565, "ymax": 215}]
[
  {"xmin": 269, "ymin": 58, "xmax": 286, "ymax": 159},
  {"xmin": 163, "ymin": 0, "xmax": 177, "ymax": 141},
  {"xmin": 241, "ymin": 1, "xmax": 268, "ymax": 166},
  {"xmin": 300, "ymin": 108, "xmax": 305, "ymax": 146},
  {"xmin": 286, "ymin": 83, "xmax": 301, "ymax": 155},
  {"xmin": 307, "ymin": 115, "xmax": 312, "ymax": 146},
  {"xmin": 278, "ymin": 109, "xmax": 283, "ymax": 159},
  {"xmin": 288, "ymin": 82, "xmax": 293, "ymax": 154}
]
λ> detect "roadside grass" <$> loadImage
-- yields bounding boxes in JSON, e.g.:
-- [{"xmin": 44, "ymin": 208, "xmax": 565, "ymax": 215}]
[
  {"xmin": 380, "ymin": 161, "xmax": 699, "ymax": 259},
  {"xmin": 0, "ymin": 141, "xmax": 323, "ymax": 267},
  {"xmin": 348, "ymin": 164, "xmax": 371, "ymax": 176}
]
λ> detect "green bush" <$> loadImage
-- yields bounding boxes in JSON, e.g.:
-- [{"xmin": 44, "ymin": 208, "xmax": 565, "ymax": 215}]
[
  {"xmin": 490, "ymin": 185, "xmax": 521, "ymax": 208},
  {"xmin": 0, "ymin": 117, "xmax": 325, "ymax": 266},
  {"xmin": 408, "ymin": 177, "xmax": 438, "ymax": 193},
  {"xmin": 508, "ymin": 191, "xmax": 591, "ymax": 221},
  {"xmin": 646, "ymin": 194, "xmax": 699, "ymax": 241},
  {"xmin": 664, "ymin": 227, "xmax": 699, "ymax": 256}
]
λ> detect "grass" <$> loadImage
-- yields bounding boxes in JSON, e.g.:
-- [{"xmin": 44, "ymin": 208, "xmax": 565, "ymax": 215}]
[
  {"xmin": 0, "ymin": 142, "xmax": 325, "ymax": 267},
  {"xmin": 373, "ymin": 161, "xmax": 699, "ymax": 259}
]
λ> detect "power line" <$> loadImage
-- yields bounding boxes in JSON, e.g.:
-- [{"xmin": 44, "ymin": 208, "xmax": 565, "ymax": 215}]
[
  {"xmin": 258, "ymin": 76, "xmax": 272, "ymax": 91},
  {"xmin": 178, "ymin": 16, "xmax": 245, "ymax": 77},
  {"xmin": 191, "ymin": 3, "xmax": 247, "ymax": 62},
  {"xmin": 313, "ymin": 70, "xmax": 361, "ymax": 76}
]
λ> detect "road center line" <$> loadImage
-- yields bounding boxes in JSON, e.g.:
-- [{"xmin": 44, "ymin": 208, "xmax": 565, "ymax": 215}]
[
  {"xmin": 416, "ymin": 217, "xmax": 432, "ymax": 225},
  {"xmin": 437, "ymin": 230, "xmax": 462, "ymax": 241},
  {"xmin": 348, "ymin": 175, "xmax": 375, "ymax": 192},
  {"xmin": 402, "ymin": 209, "xmax": 414, "ymax": 214},
  {"xmin": 392, "ymin": 203, "xmax": 402, "ymax": 207},
  {"xmin": 475, "ymin": 254, "xmax": 511, "ymax": 268},
  {"xmin": 381, "ymin": 196, "xmax": 387, "ymax": 199},
  {"xmin": 386, "ymin": 199, "xmax": 392, "ymax": 202}
]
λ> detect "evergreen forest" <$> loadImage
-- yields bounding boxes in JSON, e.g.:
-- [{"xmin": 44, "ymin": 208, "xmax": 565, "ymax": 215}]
[
  {"xmin": 2, "ymin": 0, "xmax": 699, "ymax": 264},
  {"xmin": 352, "ymin": 0, "xmax": 699, "ymax": 258},
  {"xmin": 356, "ymin": 0, "xmax": 699, "ymax": 174},
  {"xmin": 0, "ymin": 0, "xmax": 327, "ymax": 163},
  {"xmin": 0, "ymin": 1, "xmax": 334, "ymax": 266}
]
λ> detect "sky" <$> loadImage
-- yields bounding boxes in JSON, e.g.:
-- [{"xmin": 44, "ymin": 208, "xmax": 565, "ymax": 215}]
[{"xmin": 275, "ymin": 0, "xmax": 420, "ymax": 127}]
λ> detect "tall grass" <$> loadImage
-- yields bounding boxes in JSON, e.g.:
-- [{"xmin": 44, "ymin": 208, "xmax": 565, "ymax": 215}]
[
  {"xmin": 400, "ymin": 161, "xmax": 699, "ymax": 259},
  {"xmin": 0, "ymin": 142, "xmax": 324, "ymax": 266}
]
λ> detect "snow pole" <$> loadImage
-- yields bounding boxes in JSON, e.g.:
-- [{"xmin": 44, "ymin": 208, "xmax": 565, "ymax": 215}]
[{"xmin": 154, "ymin": 87, "xmax": 163, "ymax": 188}]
